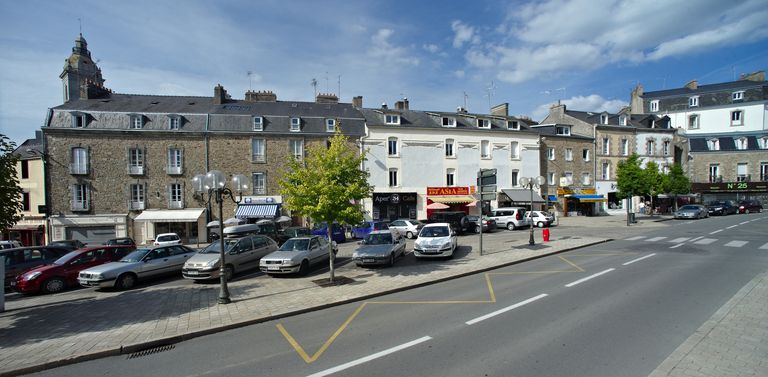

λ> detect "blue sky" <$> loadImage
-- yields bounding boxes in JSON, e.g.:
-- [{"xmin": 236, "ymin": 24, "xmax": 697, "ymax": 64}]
[{"xmin": 2, "ymin": 0, "xmax": 767, "ymax": 145}]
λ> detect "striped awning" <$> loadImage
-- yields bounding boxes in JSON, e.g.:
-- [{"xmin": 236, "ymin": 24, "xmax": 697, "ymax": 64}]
[
  {"xmin": 235, "ymin": 204, "xmax": 279, "ymax": 219},
  {"xmin": 429, "ymin": 195, "xmax": 476, "ymax": 204}
]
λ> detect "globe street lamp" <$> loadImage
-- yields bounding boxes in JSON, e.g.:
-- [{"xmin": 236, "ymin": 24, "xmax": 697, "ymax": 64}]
[
  {"xmin": 192, "ymin": 171, "xmax": 248, "ymax": 304},
  {"xmin": 519, "ymin": 176, "xmax": 546, "ymax": 246}
]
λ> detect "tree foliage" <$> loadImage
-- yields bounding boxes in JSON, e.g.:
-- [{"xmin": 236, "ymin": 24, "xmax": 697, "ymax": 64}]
[
  {"xmin": 615, "ymin": 154, "xmax": 647, "ymax": 199},
  {"xmin": 661, "ymin": 163, "xmax": 691, "ymax": 211},
  {"xmin": 0, "ymin": 134, "xmax": 23, "ymax": 232},
  {"xmin": 278, "ymin": 126, "xmax": 373, "ymax": 282}
]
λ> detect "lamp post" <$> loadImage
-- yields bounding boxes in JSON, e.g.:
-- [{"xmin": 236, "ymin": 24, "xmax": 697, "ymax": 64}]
[
  {"xmin": 519, "ymin": 176, "xmax": 546, "ymax": 246},
  {"xmin": 192, "ymin": 171, "xmax": 248, "ymax": 304}
]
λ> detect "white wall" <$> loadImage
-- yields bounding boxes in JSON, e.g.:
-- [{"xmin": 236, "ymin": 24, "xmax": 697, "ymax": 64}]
[{"xmin": 668, "ymin": 102, "xmax": 767, "ymax": 134}]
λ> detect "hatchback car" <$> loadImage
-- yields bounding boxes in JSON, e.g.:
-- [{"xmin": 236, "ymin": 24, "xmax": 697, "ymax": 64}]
[
  {"xmin": 104, "ymin": 237, "xmax": 136, "ymax": 247},
  {"xmin": 525, "ymin": 211, "xmax": 555, "ymax": 228},
  {"xmin": 352, "ymin": 230, "xmax": 406, "ymax": 267},
  {"xmin": 78, "ymin": 245, "xmax": 196, "ymax": 290},
  {"xmin": 183, "ymin": 234, "xmax": 277, "ymax": 281},
  {"xmin": 387, "ymin": 219, "xmax": 424, "ymax": 239},
  {"xmin": 351, "ymin": 221, "xmax": 390, "ymax": 239},
  {"xmin": 13, "ymin": 245, "xmax": 135, "ymax": 294},
  {"xmin": 2, "ymin": 246, "xmax": 70, "ymax": 288},
  {"xmin": 464, "ymin": 215, "xmax": 497, "ymax": 233},
  {"xmin": 673, "ymin": 204, "xmax": 709, "ymax": 219},
  {"xmin": 311, "ymin": 222, "xmax": 347, "ymax": 243},
  {"xmin": 706, "ymin": 200, "xmax": 738, "ymax": 216},
  {"xmin": 0, "ymin": 240, "xmax": 22, "ymax": 249},
  {"xmin": 153, "ymin": 233, "xmax": 181, "ymax": 246},
  {"xmin": 737, "ymin": 199, "xmax": 763, "ymax": 214},
  {"xmin": 413, "ymin": 223, "xmax": 458, "ymax": 259},
  {"xmin": 260, "ymin": 235, "xmax": 337, "ymax": 275}
]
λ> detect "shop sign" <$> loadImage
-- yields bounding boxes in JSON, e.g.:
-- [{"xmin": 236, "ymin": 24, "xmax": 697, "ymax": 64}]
[
  {"xmin": 427, "ymin": 186, "xmax": 470, "ymax": 196},
  {"xmin": 692, "ymin": 182, "xmax": 768, "ymax": 193},
  {"xmin": 373, "ymin": 192, "xmax": 418, "ymax": 204}
]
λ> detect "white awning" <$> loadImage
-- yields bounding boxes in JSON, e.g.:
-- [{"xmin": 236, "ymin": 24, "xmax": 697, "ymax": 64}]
[{"xmin": 134, "ymin": 209, "xmax": 205, "ymax": 222}]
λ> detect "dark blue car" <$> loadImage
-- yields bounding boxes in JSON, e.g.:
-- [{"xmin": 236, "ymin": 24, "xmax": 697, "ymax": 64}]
[
  {"xmin": 351, "ymin": 221, "xmax": 389, "ymax": 239},
  {"xmin": 312, "ymin": 222, "xmax": 347, "ymax": 243}
]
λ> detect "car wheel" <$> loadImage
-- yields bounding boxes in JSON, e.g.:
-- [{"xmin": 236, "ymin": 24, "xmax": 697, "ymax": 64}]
[
  {"xmin": 223, "ymin": 265, "xmax": 234, "ymax": 281},
  {"xmin": 298, "ymin": 260, "xmax": 309, "ymax": 276},
  {"xmin": 389, "ymin": 253, "xmax": 395, "ymax": 267},
  {"xmin": 116, "ymin": 273, "xmax": 137, "ymax": 290},
  {"xmin": 745, "ymin": 209, "xmax": 750, "ymax": 214},
  {"xmin": 406, "ymin": 231, "xmax": 414, "ymax": 239},
  {"xmin": 537, "ymin": 222, "xmax": 545, "ymax": 228},
  {"xmin": 42, "ymin": 277, "xmax": 66, "ymax": 294},
  {"xmin": 507, "ymin": 223, "xmax": 516, "ymax": 231}
]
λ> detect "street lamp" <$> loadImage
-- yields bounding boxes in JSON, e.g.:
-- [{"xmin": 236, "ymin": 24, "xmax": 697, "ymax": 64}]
[
  {"xmin": 192, "ymin": 171, "xmax": 248, "ymax": 304},
  {"xmin": 519, "ymin": 176, "xmax": 546, "ymax": 246}
]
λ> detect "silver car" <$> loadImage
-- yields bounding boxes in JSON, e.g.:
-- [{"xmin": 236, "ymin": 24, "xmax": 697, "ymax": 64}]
[
  {"xmin": 413, "ymin": 223, "xmax": 458, "ymax": 259},
  {"xmin": 352, "ymin": 230, "xmax": 406, "ymax": 267},
  {"xmin": 78, "ymin": 245, "xmax": 196, "ymax": 290},
  {"xmin": 387, "ymin": 219, "xmax": 424, "ymax": 239},
  {"xmin": 183, "ymin": 235, "xmax": 277, "ymax": 281},
  {"xmin": 260, "ymin": 236, "xmax": 337, "ymax": 275},
  {"xmin": 674, "ymin": 204, "xmax": 709, "ymax": 219}
]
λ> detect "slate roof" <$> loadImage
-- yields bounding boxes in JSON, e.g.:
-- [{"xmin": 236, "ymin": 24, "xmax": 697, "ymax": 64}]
[
  {"xmin": 643, "ymin": 80, "xmax": 767, "ymax": 99},
  {"xmin": 12, "ymin": 137, "xmax": 43, "ymax": 160},
  {"xmin": 528, "ymin": 124, "xmax": 594, "ymax": 140},
  {"xmin": 359, "ymin": 107, "xmax": 537, "ymax": 134},
  {"xmin": 688, "ymin": 134, "xmax": 767, "ymax": 152}
]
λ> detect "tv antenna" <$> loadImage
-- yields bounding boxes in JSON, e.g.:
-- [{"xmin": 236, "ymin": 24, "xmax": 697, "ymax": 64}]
[
  {"xmin": 247, "ymin": 71, "xmax": 253, "ymax": 90},
  {"xmin": 463, "ymin": 91, "xmax": 469, "ymax": 111},
  {"xmin": 310, "ymin": 78, "xmax": 318, "ymax": 98},
  {"xmin": 337, "ymin": 75, "xmax": 341, "ymax": 99},
  {"xmin": 485, "ymin": 81, "xmax": 496, "ymax": 112}
]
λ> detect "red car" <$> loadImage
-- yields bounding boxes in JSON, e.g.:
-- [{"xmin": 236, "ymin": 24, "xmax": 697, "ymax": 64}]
[{"xmin": 13, "ymin": 245, "xmax": 135, "ymax": 294}]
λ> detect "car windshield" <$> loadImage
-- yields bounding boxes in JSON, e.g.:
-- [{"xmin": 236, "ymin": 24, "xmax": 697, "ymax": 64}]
[
  {"xmin": 279, "ymin": 239, "xmax": 310, "ymax": 252},
  {"xmin": 120, "ymin": 248, "xmax": 152, "ymax": 263},
  {"xmin": 680, "ymin": 205, "xmax": 698, "ymax": 210},
  {"xmin": 286, "ymin": 228, "xmax": 310, "ymax": 238},
  {"xmin": 421, "ymin": 227, "xmax": 449, "ymax": 237},
  {"xmin": 53, "ymin": 250, "xmax": 82, "ymax": 265},
  {"xmin": 356, "ymin": 222, "xmax": 372, "ymax": 229},
  {"xmin": 709, "ymin": 201, "xmax": 726, "ymax": 206},
  {"xmin": 201, "ymin": 239, "xmax": 238, "ymax": 254},
  {"xmin": 157, "ymin": 235, "xmax": 177, "ymax": 241},
  {"xmin": 364, "ymin": 233, "xmax": 393, "ymax": 245}
]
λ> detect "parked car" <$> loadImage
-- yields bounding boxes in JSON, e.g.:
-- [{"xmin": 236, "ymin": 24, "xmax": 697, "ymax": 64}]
[
  {"xmin": 465, "ymin": 215, "xmax": 497, "ymax": 233},
  {"xmin": 251, "ymin": 219, "xmax": 280, "ymax": 243},
  {"xmin": 387, "ymin": 219, "xmax": 424, "ymax": 239},
  {"xmin": 311, "ymin": 222, "xmax": 347, "ymax": 243},
  {"xmin": 153, "ymin": 233, "xmax": 181, "ymax": 246},
  {"xmin": 2, "ymin": 246, "xmax": 70, "ymax": 288},
  {"xmin": 673, "ymin": 204, "xmax": 709, "ymax": 219},
  {"xmin": 183, "ymin": 234, "xmax": 277, "ymax": 281},
  {"xmin": 489, "ymin": 207, "xmax": 530, "ymax": 230},
  {"xmin": 706, "ymin": 200, "xmax": 738, "ymax": 216},
  {"xmin": 47, "ymin": 239, "xmax": 87, "ymax": 250},
  {"xmin": 104, "ymin": 237, "xmax": 136, "ymax": 247},
  {"xmin": 259, "ymin": 235, "xmax": 337, "ymax": 275},
  {"xmin": 12, "ymin": 245, "xmax": 135, "ymax": 294},
  {"xmin": 0, "ymin": 240, "xmax": 22, "ymax": 249},
  {"xmin": 427, "ymin": 211, "xmax": 471, "ymax": 234},
  {"xmin": 351, "ymin": 221, "xmax": 390, "ymax": 239},
  {"xmin": 77, "ymin": 245, "xmax": 196, "ymax": 290},
  {"xmin": 525, "ymin": 211, "xmax": 555, "ymax": 228},
  {"xmin": 352, "ymin": 230, "xmax": 406, "ymax": 267},
  {"xmin": 737, "ymin": 199, "xmax": 763, "ymax": 214},
  {"xmin": 277, "ymin": 226, "xmax": 312, "ymax": 245},
  {"xmin": 413, "ymin": 223, "xmax": 458, "ymax": 259}
]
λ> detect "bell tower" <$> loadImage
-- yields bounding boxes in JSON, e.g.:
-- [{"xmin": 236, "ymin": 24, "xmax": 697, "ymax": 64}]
[{"xmin": 59, "ymin": 34, "xmax": 105, "ymax": 102}]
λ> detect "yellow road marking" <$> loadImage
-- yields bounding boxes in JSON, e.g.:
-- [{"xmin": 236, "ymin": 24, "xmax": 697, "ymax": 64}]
[{"xmin": 557, "ymin": 255, "xmax": 585, "ymax": 272}]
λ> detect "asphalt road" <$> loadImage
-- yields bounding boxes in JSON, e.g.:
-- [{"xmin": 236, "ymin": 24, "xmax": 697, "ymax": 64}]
[{"xmin": 28, "ymin": 214, "xmax": 768, "ymax": 377}]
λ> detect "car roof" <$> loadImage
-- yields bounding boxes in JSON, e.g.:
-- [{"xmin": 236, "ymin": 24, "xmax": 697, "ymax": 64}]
[
  {"xmin": 368, "ymin": 230, "xmax": 393, "ymax": 235},
  {"xmin": 423, "ymin": 222, "xmax": 450, "ymax": 227}
]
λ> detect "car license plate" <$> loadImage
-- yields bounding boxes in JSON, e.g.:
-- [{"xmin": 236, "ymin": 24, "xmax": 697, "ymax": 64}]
[
  {"xmin": 363, "ymin": 258, "xmax": 375, "ymax": 263},
  {"xmin": 268, "ymin": 266, "xmax": 281, "ymax": 271},
  {"xmin": 186, "ymin": 270, "xmax": 198, "ymax": 275}
]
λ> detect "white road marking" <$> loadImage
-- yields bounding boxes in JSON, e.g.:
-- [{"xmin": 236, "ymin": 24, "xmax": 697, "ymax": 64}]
[
  {"xmin": 625, "ymin": 236, "xmax": 644, "ymax": 241},
  {"xmin": 740, "ymin": 221, "xmax": 749, "ymax": 225},
  {"xmin": 710, "ymin": 229, "xmax": 723, "ymax": 235},
  {"xmin": 465, "ymin": 294, "xmax": 548, "ymax": 325},
  {"xmin": 694, "ymin": 238, "xmax": 717, "ymax": 245},
  {"xmin": 724, "ymin": 240, "xmax": 748, "ymax": 248},
  {"xmin": 726, "ymin": 225, "xmax": 738, "ymax": 229},
  {"xmin": 646, "ymin": 236, "xmax": 667, "ymax": 242},
  {"xmin": 689, "ymin": 236, "xmax": 704, "ymax": 242},
  {"xmin": 565, "ymin": 269, "xmax": 615, "ymax": 288},
  {"xmin": 669, "ymin": 237, "xmax": 690, "ymax": 243},
  {"xmin": 760, "ymin": 243, "xmax": 768, "ymax": 250},
  {"xmin": 623, "ymin": 253, "xmax": 657, "ymax": 265},
  {"xmin": 306, "ymin": 336, "xmax": 432, "ymax": 377},
  {"xmin": 669, "ymin": 244, "xmax": 685, "ymax": 249}
]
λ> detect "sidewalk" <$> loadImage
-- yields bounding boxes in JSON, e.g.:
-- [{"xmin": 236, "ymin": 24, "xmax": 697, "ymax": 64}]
[{"xmin": 0, "ymin": 214, "xmax": 670, "ymax": 376}]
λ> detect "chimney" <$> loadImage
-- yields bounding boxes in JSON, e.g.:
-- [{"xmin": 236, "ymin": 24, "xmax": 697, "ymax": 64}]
[
  {"xmin": 684, "ymin": 80, "xmax": 698, "ymax": 90},
  {"xmin": 549, "ymin": 102, "xmax": 566, "ymax": 120},
  {"xmin": 490, "ymin": 103, "xmax": 508, "ymax": 116},
  {"xmin": 630, "ymin": 84, "xmax": 644, "ymax": 114},
  {"xmin": 244, "ymin": 90, "xmax": 277, "ymax": 102},
  {"xmin": 213, "ymin": 84, "xmax": 228, "ymax": 105},
  {"xmin": 315, "ymin": 93, "xmax": 339, "ymax": 104},
  {"xmin": 739, "ymin": 71, "xmax": 765, "ymax": 82},
  {"xmin": 395, "ymin": 98, "xmax": 409, "ymax": 110},
  {"xmin": 352, "ymin": 95, "xmax": 363, "ymax": 108},
  {"xmin": 381, "ymin": 102, "xmax": 388, "ymax": 109}
]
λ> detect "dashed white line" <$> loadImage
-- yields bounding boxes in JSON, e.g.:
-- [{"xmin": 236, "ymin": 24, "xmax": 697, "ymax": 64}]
[
  {"xmin": 710, "ymin": 229, "xmax": 723, "ymax": 235},
  {"xmin": 739, "ymin": 221, "xmax": 749, "ymax": 225},
  {"xmin": 689, "ymin": 236, "xmax": 704, "ymax": 242},
  {"xmin": 466, "ymin": 294, "xmax": 548, "ymax": 325},
  {"xmin": 760, "ymin": 243, "xmax": 768, "ymax": 250},
  {"xmin": 669, "ymin": 237, "xmax": 690, "ymax": 243},
  {"xmin": 726, "ymin": 225, "xmax": 738, "ymax": 229},
  {"xmin": 669, "ymin": 243, "xmax": 685, "ymax": 249},
  {"xmin": 565, "ymin": 269, "xmax": 615, "ymax": 288},
  {"xmin": 626, "ymin": 236, "xmax": 644, "ymax": 241},
  {"xmin": 724, "ymin": 240, "xmax": 748, "ymax": 248},
  {"xmin": 623, "ymin": 253, "xmax": 657, "ymax": 265},
  {"xmin": 694, "ymin": 238, "xmax": 717, "ymax": 245},
  {"xmin": 647, "ymin": 236, "xmax": 667, "ymax": 242},
  {"xmin": 306, "ymin": 336, "xmax": 432, "ymax": 377}
]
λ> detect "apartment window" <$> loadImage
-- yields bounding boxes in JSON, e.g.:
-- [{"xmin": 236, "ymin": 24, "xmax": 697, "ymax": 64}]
[
  {"xmin": 445, "ymin": 139, "xmax": 455, "ymax": 157},
  {"xmin": 602, "ymin": 137, "xmax": 610, "ymax": 155},
  {"xmin": 72, "ymin": 183, "xmax": 89, "ymax": 211},
  {"xmin": 385, "ymin": 114, "xmax": 400, "ymax": 125},
  {"xmin": 583, "ymin": 149, "xmax": 590, "ymax": 161},
  {"xmin": 129, "ymin": 184, "xmax": 145, "ymax": 210},
  {"xmin": 735, "ymin": 138, "xmax": 748, "ymax": 150},
  {"xmin": 446, "ymin": 169, "xmax": 455, "ymax": 186},
  {"xmin": 731, "ymin": 110, "xmax": 743, "ymax": 126},
  {"xmin": 708, "ymin": 138, "xmax": 720, "ymax": 151},
  {"xmin": 70, "ymin": 147, "xmax": 88, "ymax": 175},
  {"xmin": 507, "ymin": 120, "xmax": 520, "ymax": 130},
  {"xmin": 252, "ymin": 138, "xmax": 265, "ymax": 162},
  {"xmin": 619, "ymin": 115, "xmax": 627, "ymax": 126},
  {"xmin": 663, "ymin": 140, "xmax": 670, "ymax": 156},
  {"xmin": 21, "ymin": 191, "xmax": 30, "ymax": 211},
  {"xmin": 600, "ymin": 114, "xmax": 609, "ymax": 124},
  {"xmin": 650, "ymin": 100, "xmax": 659, "ymax": 112},
  {"xmin": 128, "ymin": 148, "xmax": 144, "ymax": 175},
  {"xmin": 760, "ymin": 137, "xmax": 768, "ymax": 149},
  {"xmin": 688, "ymin": 96, "xmax": 699, "ymax": 107},
  {"xmin": 481, "ymin": 140, "xmax": 491, "ymax": 159},
  {"xmin": 732, "ymin": 91, "xmax": 744, "ymax": 101},
  {"xmin": 477, "ymin": 118, "xmax": 490, "ymax": 129},
  {"xmin": 601, "ymin": 162, "xmax": 610, "ymax": 180},
  {"xmin": 564, "ymin": 172, "xmax": 573, "ymax": 186},
  {"xmin": 167, "ymin": 148, "xmax": 183, "ymax": 175},
  {"xmin": 325, "ymin": 119, "xmax": 336, "ymax": 132},
  {"xmin": 510, "ymin": 141, "xmax": 519, "ymax": 159},
  {"xmin": 168, "ymin": 116, "xmax": 181, "ymax": 130},
  {"xmin": 547, "ymin": 147, "xmax": 555, "ymax": 161},
  {"xmin": 252, "ymin": 173, "xmax": 266, "ymax": 195},
  {"xmin": 511, "ymin": 170, "xmax": 519, "ymax": 187},
  {"xmin": 168, "ymin": 183, "xmax": 183, "ymax": 209},
  {"xmin": 688, "ymin": 114, "xmax": 699, "ymax": 129},
  {"xmin": 289, "ymin": 139, "xmax": 303, "ymax": 161},
  {"xmin": 760, "ymin": 162, "xmax": 768, "ymax": 181},
  {"xmin": 565, "ymin": 148, "xmax": 573, "ymax": 161},
  {"xmin": 556, "ymin": 126, "xmax": 570, "ymax": 135},
  {"xmin": 21, "ymin": 160, "xmax": 29, "ymax": 179},
  {"xmin": 621, "ymin": 139, "xmax": 628, "ymax": 156},
  {"xmin": 388, "ymin": 137, "xmax": 398, "ymax": 156},
  {"xmin": 737, "ymin": 163, "xmax": 749, "ymax": 182},
  {"xmin": 388, "ymin": 168, "xmax": 398, "ymax": 187},
  {"xmin": 646, "ymin": 140, "xmax": 655, "ymax": 156},
  {"xmin": 130, "ymin": 115, "xmax": 144, "ymax": 129},
  {"xmin": 290, "ymin": 117, "xmax": 301, "ymax": 131},
  {"xmin": 547, "ymin": 172, "xmax": 556, "ymax": 185},
  {"xmin": 709, "ymin": 164, "xmax": 720, "ymax": 182},
  {"xmin": 71, "ymin": 112, "xmax": 87, "ymax": 128},
  {"xmin": 442, "ymin": 117, "xmax": 456, "ymax": 127},
  {"xmin": 581, "ymin": 172, "xmax": 591, "ymax": 185},
  {"xmin": 253, "ymin": 117, "xmax": 263, "ymax": 131}
]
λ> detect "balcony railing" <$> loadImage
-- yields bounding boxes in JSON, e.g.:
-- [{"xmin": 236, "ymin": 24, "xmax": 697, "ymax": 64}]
[
  {"xmin": 709, "ymin": 175, "xmax": 723, "ymax": 183},
  {"xmin": 737, "ymin": 174, "xmax": 751, "ymax": 182},
  {"xmin": 128, "ymin": 165, "xmax": 144, "ymax": 175},
  {"xmin": 167, "ymin": 166, "xmax": 183, "ymax": 175},
  {"xmin": 252, "ymin": 154, "xmax": 266, "ymax": 163},
  {"xmin": 168, "ymin": 201, "xmax": 184, "ymax": 209},
  {"xmin": 130, "ymin": 201, "xmax": 145, "ymax": 210},
  {"xmin": 253, "ymin": 187, "xmax": 266, "ymax": 195}
]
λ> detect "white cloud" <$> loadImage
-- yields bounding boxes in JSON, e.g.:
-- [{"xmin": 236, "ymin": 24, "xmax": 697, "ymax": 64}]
[
  {"xmin": 423, "ymin": 44, "xmax": 440, "ymax": 53},
  {"xmin": 368, "ymin": 29, "xmax": 419, "ymax": 66},
  {"xmin": 531, "ymin": 94, "xmax": 627, "ymax": 121},
  {"xmin": 454, "ymin": 70, "xmax": 465, "ymax": 78},
  {"xmin": 451, "ymin": 20, "xmax": 478, "ymax": 48},
  {"xmin": 494, "ymin": 43, "xmax": 603, "ymax": 84}
]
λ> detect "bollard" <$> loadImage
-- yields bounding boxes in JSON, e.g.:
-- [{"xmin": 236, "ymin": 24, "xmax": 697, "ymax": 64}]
[{"xmin": 542, "ymin": 228, "xmax": 550, "ymax": 242}]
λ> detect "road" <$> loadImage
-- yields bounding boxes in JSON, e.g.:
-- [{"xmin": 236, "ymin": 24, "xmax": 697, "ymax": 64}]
[{"xmin": 27, "ymin": 214, "xmax": 768, "ymax": 377}]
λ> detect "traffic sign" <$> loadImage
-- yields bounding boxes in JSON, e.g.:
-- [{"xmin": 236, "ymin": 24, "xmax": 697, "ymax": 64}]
[
  {"xmin": 480, "ymin": 184, "xmax": 496, "ymax": 193},
  {"xmin": 478, "ymin": 175, "xmax": 496, "ymax": 186},
  {"xmin": 480, "ymin": 192, "xmax": 496, "ymax": 201},
  {"xmin": 479, "ymin": 168, "xmax": 497, "ymax": 177}
]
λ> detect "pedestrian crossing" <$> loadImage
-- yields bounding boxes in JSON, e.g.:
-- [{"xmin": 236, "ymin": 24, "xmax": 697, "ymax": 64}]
[{"xmin": 623, "ymin": 235, "xmax": 768, "ymax": 250}]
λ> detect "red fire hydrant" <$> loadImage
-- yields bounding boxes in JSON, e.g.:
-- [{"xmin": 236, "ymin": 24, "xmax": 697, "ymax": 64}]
[{"xmin": 542, "ymin": 228, "xmax": 550, "ymax": 242}]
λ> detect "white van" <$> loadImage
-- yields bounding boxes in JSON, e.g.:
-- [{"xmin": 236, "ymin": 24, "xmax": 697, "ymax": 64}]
[{"xmin": 489, "ymin": 207, "xmax": 530, "ymax": 230}]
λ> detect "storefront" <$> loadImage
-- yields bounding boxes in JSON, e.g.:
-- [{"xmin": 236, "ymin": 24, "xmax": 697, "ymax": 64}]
[
  {"xmin": 372, "ymin": 192, "xmax": 418, "ymax": 221},
  {"xmin": 2, "ymin": 224, "xmax": 45, "ymax": 246},
  {"xmin": 235, "ymin": 195, "xmax": 283, "ymax": 223},
  {"xmin": 50, "ymin": 214, "xmax": 128, "ymax": 245},
  {"xmin": 692, "ymin": 181, "xmax": 768, "ymax": 204},
  {"xmin": 133, "ymin": 208, "xmax": 205, "ymax": 245},
  {"xmin": 499, "ymin": 189, "xmax": 546, "ymax": 211},
  {"xmin": 558, "ymin": 188, "xmax": 606, "ymax": 216},
  {"xmin": 425, "ymin": 186, "xmax": 477, "ymax": 218}
]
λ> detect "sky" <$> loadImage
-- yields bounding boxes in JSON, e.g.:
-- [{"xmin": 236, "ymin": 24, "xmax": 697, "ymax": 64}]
[{"xmin": 1, "ymin": 0, "xmax": 768, "ymax": 145}]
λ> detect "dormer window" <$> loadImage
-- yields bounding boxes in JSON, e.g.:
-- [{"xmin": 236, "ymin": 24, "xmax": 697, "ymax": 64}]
[
  {"xmin": 732, "ymin": 91, "xmax": 744, "ymax": 101},
  {"xmin": 619, "ymin": 115, "xmax": 627, "ymax": 126},
  {"xmin": 477, "ymin": 118, "xmax": 490, "ymax": 129},
  {"xmin": 168, "ymin": 115, "xmax": 181, "ymax": 130},
  {"xmin": 385, "ymin": 114, "xmax": 400, "ymax": 125},
  {"xmin": 442, "ymin": 117, "xmax": 456, "ymax": 127},
  {"xmin": 688, "ymin": 96, "xmax": 699, "ymax": 107},
  {"xmin": 253, "ymin": 116, "xmax": 263, "ymax": 131},
  {"xmin": 70, "ymin": 112, "xmax": 87, "ymax": 128},
  {"xmin": 760, "ymin": 137, "xmax": 768, "ymax": 149},
  {"xmin": 290, "ymin": 117, "xmax": 301, "ymax": 132},
  {"xmin": 325, "ymin": 118, "xmax": 336, "ymax": 132},
  {"xmin": 707, "ymin": 138, "xmax": 720, "ymax": 151},
  {"xmin": 650, "ymin": 100, "xmax": 659, "ymax": 112},
  {"xmin": 600, "ymin": 114, "xmax": 609, "ymax": 124},
  {"xmin": 507, "ymin": 120, "xmax": 520, "ymax": 130},
  {"xmin": 130, "ymin": 114, "xmax": 144, "ymax": 129},
  {"xmin": 735, "ymin": 137, "xmax": 748, "ymax": 150},
  {"xmin": 555, "ymin": 126, "xmax": 570, "ymax": 136}
]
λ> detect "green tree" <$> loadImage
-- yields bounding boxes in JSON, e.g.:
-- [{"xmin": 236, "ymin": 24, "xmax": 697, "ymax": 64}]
[
  {"xmin": 661, "ymin": 163, "xmax": 690, "ymax": 211},
  {"xmin": 0, "ymin": 134, "xmax": 23, "ymax": 232},
  {"xmin": 643, "ymin": 161, "xmax": 663, "ymax": 215},
  {"xmin": 278, "ymin": 126, "xmax": 373, "ymax": 283},
  {"xmin": 616, "ymin": 154, "xmax": 648, "ymax": 201}
]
